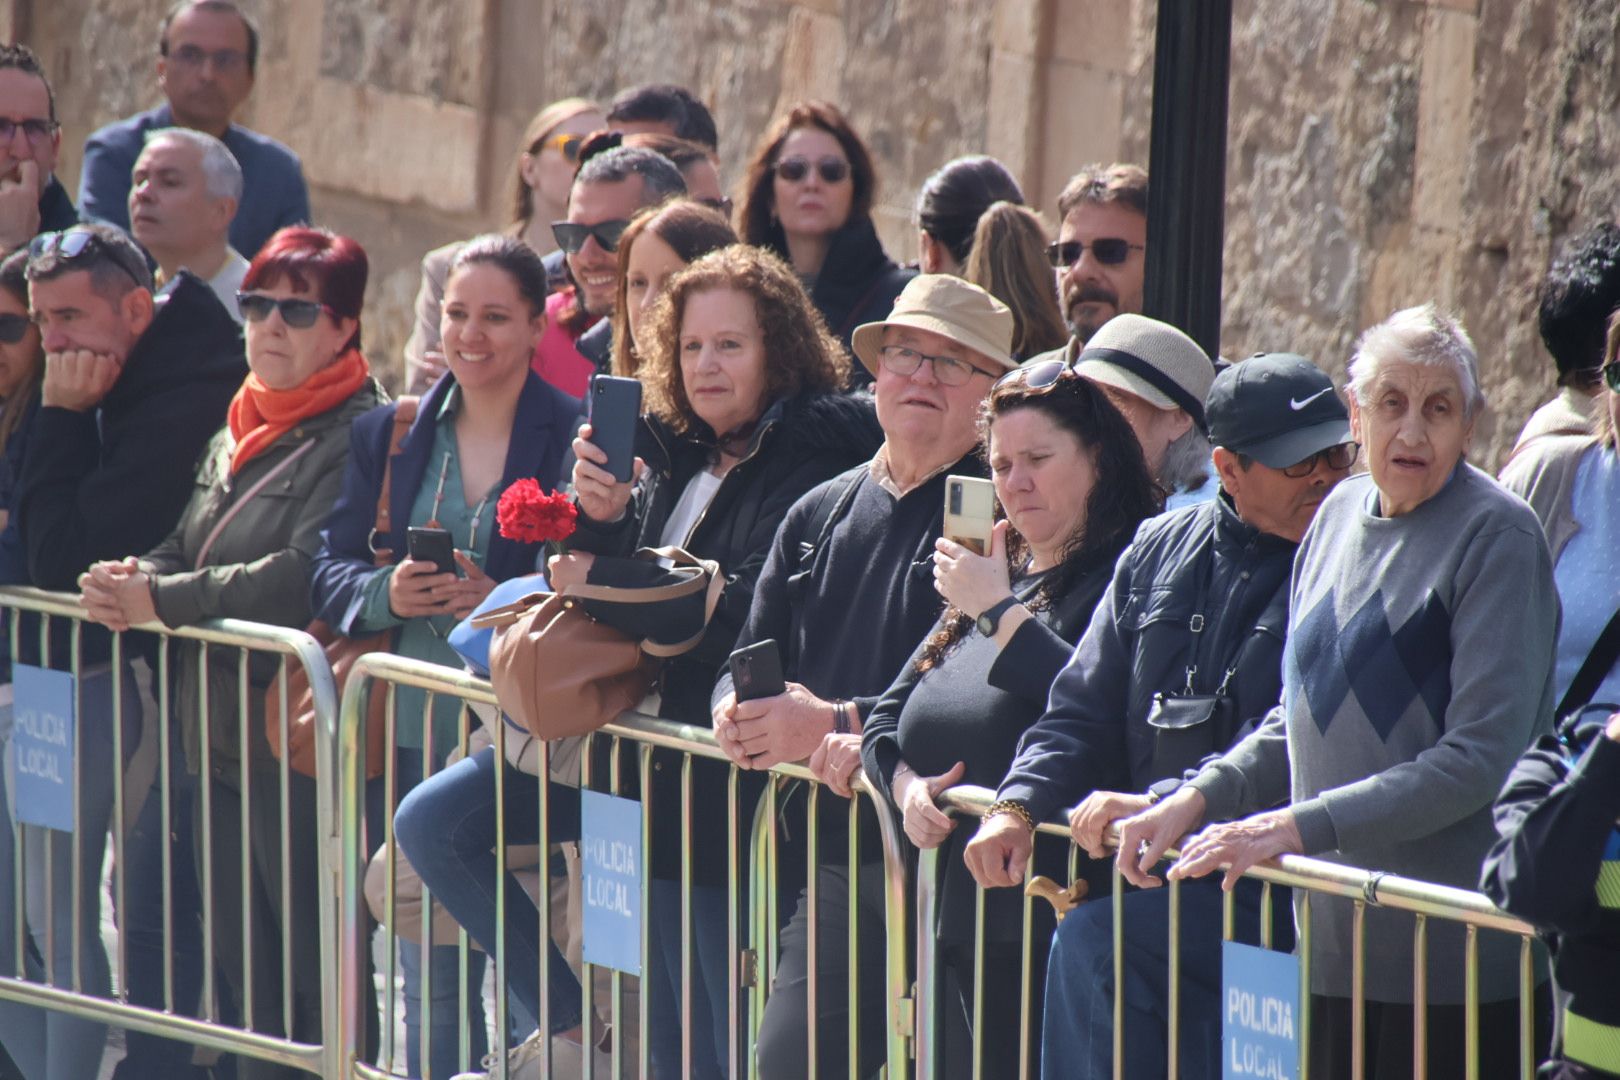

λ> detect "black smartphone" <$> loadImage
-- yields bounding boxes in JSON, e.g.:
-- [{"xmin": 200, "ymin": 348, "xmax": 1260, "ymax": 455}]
[
  {"xmin": 729, "ymin": 639, "xmax": 786, "ymax": 703},
  {"xmin": 587, "ymin": 374, "xmax": 643, "ymax": 484},
  {"xmin": 406, "ymin": 526, "xmax": 458, "ymax": 576}
]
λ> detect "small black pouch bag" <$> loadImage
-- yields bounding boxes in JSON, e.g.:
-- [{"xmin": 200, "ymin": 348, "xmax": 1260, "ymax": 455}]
[{"xmin": 1145, "ymin": 689, "xmax": 1231, "ymax": 780}]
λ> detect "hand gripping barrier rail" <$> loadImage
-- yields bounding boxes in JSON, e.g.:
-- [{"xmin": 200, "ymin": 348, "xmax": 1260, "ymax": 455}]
[
  {"xmin": 336, "ymin": 651, "xmax": 913, "ymax": 1080},
  {"xmin": 0, "ymin": 585, "xmax": 343, "ymax": 1078},
  {"xmin": 915, "ymin": 784, "xmax": 1543, "ymax": 1080}
]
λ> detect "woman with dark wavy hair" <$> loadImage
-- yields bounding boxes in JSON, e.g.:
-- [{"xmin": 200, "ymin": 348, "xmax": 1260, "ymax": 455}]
[
  {"xmin": 850, "ymin": 367, "xmax": 1158, "ymax": 1075},
  {"xmin": 607, "ymin": 200, "xmax": 736, "ymax": 379},
  {"xmin": 734, "ymin": 100, "xmax": 913, "ymax": 371}
]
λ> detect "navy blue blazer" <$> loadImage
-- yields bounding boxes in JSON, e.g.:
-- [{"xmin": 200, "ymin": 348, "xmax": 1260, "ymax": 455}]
[{"xmin": 310, "ymin": 371, "xmax": 578, "ymax": 636}]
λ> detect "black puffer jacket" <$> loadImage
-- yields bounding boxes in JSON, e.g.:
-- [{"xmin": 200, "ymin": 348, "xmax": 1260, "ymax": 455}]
[
  {"xmin": 996, "ymin": 493, "xmax": 1296, "ymax": 825},
  {"xmin": 761, "ymin": 216, "xmax": 914, "ymax": 379},
  {"xmin": 567, "ymin": 390, "xmax": 883, "ymax": 724}
]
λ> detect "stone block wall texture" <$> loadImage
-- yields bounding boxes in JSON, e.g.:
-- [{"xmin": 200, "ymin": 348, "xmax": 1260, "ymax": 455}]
[{"xmin": 14, "ymin": 0, "xmax": 1620, "ymax": 466}]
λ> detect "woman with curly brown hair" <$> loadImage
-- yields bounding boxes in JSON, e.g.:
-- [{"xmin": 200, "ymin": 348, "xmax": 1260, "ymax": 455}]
[{"xmin": 734, "ymin": 101, "xmax": 913, "ymax": 372}]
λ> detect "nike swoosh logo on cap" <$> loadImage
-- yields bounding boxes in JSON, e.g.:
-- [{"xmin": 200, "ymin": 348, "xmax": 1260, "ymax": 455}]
[{"xmin": 1289, "ymin": 387, "xmax": 1332, "ymax": 410}]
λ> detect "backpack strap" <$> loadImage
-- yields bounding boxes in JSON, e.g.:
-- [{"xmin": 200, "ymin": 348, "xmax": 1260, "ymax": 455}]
[
  {"xmin": 794, "ymin": 466, "xmax": 865, "ymax": 575},
  {"xmin": 1556, "ymin": 606, "xmax": 1620, "ymax": 723}
]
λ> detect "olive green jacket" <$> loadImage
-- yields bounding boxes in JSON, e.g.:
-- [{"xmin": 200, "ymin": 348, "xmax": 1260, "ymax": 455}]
[{"xmin": 142, "ymin": 380, "xmax": 388, "ymax": 777}]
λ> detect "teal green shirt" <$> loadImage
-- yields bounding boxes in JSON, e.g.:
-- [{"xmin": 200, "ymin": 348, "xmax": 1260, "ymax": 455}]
[{"xmin": 355, "ymin": 389, "xmax": 501, "ymax": 751}]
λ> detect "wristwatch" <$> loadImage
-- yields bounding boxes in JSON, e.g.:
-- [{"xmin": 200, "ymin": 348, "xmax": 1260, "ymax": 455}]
[{"xmin": 976, "ymin": 595, "xmax": 1020, "ymax": 637}]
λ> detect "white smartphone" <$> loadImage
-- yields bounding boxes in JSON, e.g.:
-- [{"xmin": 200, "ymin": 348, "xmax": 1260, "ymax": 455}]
[{"xmin": 942, "ymin": 475, "xmax": 997, "ymax": 556}]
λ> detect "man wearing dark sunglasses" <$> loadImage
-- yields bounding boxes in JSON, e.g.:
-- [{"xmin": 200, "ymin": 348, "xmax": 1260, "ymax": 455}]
[
  {"xmin": 966, "ymin": 352, "xmax": 1355, "ymax": 1080},
  {"xmin": 0, "ymin": 44, "xmax": 77, "ymax": 256},
  {"xmin": 16, "ymin": 223, "xmax": 245, "ymax": 592},
  {"xmin": 1035, "ymin": 162, "xmax": 1149, "ymax": 349}
]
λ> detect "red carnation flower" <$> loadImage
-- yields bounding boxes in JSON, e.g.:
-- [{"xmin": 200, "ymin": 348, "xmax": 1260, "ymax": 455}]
[{"xmin": 496, "ymin": 479, "xmax": 577, "ymax": 544}]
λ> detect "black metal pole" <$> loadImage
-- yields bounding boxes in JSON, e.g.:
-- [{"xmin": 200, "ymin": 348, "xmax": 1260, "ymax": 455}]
[{"xmin": 1142, "ymin": 0, "xmax": 1233, "ymax": 359}]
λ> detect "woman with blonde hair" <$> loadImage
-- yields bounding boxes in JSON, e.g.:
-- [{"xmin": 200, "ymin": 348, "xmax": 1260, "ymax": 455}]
[
  {"xmin": 965, "ymin": 201, "xmax": 1069, "ymax": 360},
  {"xmin": 402, "ymin": 97, "xmax": 605, "ymax": 392}
]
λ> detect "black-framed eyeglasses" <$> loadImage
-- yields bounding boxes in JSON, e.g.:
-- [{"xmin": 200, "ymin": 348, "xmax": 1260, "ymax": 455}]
[
  {"xmin": 878, "ymin": 344, "xmax": 997, "ymax": 387},
  {"xmin": 168, "ymin": 44, "xmax": 248, "ymax": 73},
  {"xmin": 28, "ymin": 227, "xmax": 148, "ymax": 288},
  {"xmin": 773, "ymin": 156, "xmax": 850, "ymax": 185},
  {"xmin": 0, "ymin": 313, "xmax": 32, "ymax": 344},
  {"xmin": 698, "ymin": 196, "xmax": 734, "ymax": 218},
  {"xmin": 1605, "ymin": 361, "xmax": 1620, "ymax": 394},
  {"xmin": 551, "ymin": 219, "xmax": 630, "ymax": 255},
  {"xmin": 1045, "ymin": 238, "xmax": 1144, "ymax": 268},
  {"xmin": 0, "ymin": 116, "xmax": 58, "ymax": 148},
  {"xmin": 236, "ymin": 292, "xmax": 337, "ymax": 329},
  {"xmin": 1279, "ymin": 442, "xmax": 1359, "ymax": 478}
]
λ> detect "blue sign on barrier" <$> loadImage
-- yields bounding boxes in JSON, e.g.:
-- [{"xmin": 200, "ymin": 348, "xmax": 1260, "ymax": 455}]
[
  {"xmin": 10, "ymin": 665, "xmax": 76, "ymax": 833},
  {"xmin": 580, "ymin": 790, "xmax": 641, "ymax": 975},
  {"xmin": 1222, "ymin": 940, "xmax": 1299, "ymax": 1080}
]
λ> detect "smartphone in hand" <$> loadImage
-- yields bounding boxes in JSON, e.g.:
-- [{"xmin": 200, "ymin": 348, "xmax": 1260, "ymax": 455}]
[
  {"xmin": 406, "ymin": 526, "xmax": 458, "ymax": 576},
  {"xmin": 729, "ymin": 639, "xmax": 786, "ymax": 703},
  {"xmin": 943, "ymin": 475, "xmax": 996, "ymax": 556},
  {"xmin": 587, "ymin": 374, "xmax": 642, "ymax": 484}
]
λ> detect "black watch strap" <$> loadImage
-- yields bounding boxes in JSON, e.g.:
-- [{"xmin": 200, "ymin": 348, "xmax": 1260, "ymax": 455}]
[{"xmin": 977, "ymin": 595, "xmax": 1020, "ymax": 636}]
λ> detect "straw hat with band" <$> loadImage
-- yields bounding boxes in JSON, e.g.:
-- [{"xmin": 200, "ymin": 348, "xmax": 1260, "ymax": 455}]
[
  {"xmin": 851, "ymin": 274, "xmax": 1018, "ymax": 377},
  {"xmin": 1072, "ymin": 313, "xmax": 1216, "ymax": 435}
]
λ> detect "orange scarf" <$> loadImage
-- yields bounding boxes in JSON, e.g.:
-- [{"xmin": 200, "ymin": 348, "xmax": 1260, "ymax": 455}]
[{"xmin": 228, "ymin": 349, "xmax": 370, "ymax": 474}]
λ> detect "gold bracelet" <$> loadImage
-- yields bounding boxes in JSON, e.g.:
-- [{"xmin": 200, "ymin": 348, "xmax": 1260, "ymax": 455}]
[{"xmin": 984, "ymin": 798, "xmax": 1035, "ymax": 833}]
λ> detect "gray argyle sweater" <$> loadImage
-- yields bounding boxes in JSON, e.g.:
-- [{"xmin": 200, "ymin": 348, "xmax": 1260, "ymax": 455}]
[{"xmin": 1188, "ymin": 463, "xmax": 1558, "ymax": 1003}]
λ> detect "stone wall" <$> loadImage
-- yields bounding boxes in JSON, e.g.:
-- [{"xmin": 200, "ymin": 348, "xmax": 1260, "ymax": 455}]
[{"xmin": 12, "ymin": 0, "xmax": 1620, "ymax": 465}]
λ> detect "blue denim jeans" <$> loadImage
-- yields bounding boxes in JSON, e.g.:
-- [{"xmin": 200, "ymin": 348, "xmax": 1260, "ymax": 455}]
[
  {"xmin": 0, "ymin": 663, "xmax": 138, "ymax": 1080},
  {"xmin": 645, "ymin": 878, "xmax": 732, "ymax": 1079},
  {"xmin": 1041, "ymin": 877, "xmax": 1288, "ymax": 1080},
  {"xmin": 393, "ymin": 747, "xmax": 584, "ymax": 1042}
]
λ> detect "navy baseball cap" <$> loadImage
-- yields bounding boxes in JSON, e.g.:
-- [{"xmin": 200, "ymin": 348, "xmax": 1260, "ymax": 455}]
[{"xmin": 1206, "ymin": 353, "xmax": 1352, "ymax": 469}]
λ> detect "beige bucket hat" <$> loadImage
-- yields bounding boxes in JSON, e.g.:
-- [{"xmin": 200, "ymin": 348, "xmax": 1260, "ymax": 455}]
[{"xmin": 851, "ymin": 274, "xmax": 1017, "ymax": 377}]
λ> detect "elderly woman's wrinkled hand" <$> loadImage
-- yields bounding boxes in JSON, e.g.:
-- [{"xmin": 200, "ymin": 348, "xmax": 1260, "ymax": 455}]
[
  {"xmin": 896, "ymin": 760, "xmax": 966, "ymax": 849},
  {"xmin": 1114, "ymin": 787, "xmax": 1206, "ymax": 889},
  {"xmin": 571, "ymin": 424, "xmax": 642, "ymax": 525},
  {"xmin": 729, "ymin": 682, "xmax": 839, "ymax": 770},
  {"xmin": 933, "ymin": 520, "xmax": 1012, "ymax": 619},
  {"xmin": 808, "ymin": 732, "xmax": 863, "ymax": 798},
  {"xmin": 1167, "ymin": 807, "xmax": 1304, "ymax": 891}
]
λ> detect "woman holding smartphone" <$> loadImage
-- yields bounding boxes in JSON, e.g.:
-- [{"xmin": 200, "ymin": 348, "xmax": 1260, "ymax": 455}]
[
  {"xmin": 843, "ymin": 369, "xmax": 1158, "ymax": 1075},
  {"xmin": 311, "ymin": 235, "xmax": 577, "ymax": 1080}
]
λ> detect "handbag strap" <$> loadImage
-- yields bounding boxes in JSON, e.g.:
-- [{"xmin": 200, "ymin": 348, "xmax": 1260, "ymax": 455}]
[
  {"xmin": 1556, "ymin": 606, "xmax": 1620, "ymax": 721},
  {"xmin": 369, "ymin": 397, "xmax": 420, "ymax": 567},
  {"xmin": 193, "ymin": 439, "xmax": 317, "ymax": 569}
]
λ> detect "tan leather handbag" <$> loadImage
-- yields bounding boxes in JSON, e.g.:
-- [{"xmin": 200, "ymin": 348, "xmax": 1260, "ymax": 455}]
[{"xmin": 473, "ymin": 546, "xmax": 723, "ymax": 741}]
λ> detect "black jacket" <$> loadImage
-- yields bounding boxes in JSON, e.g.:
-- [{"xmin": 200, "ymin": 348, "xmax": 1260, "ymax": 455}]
[
  {"xmin": 995, "ymin": 494, "xmax": 1296, "ymax": 825},
  {"xmin": 567, "ymin": 391, "xmax": 883, "ymax": 724},
  {"xmin": 17, "ymin": 271, "xmax": 246, "ymax": 590},
  {"xmin": 1482, "ymin": 713, "xmax": 1620, "ymax": 1073},
  {"xmin": 762, "ymin": 216, "xmax": 914, "ymax": 380}
]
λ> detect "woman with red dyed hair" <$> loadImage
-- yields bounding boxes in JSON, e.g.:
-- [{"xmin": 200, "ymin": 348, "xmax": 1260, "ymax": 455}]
[{"xmin": 80, "ymin": 226, "xmax": 389, "ymax": 1076}]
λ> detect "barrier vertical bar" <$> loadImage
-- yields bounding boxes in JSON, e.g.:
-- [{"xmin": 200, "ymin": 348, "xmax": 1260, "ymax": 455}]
[
  {"xmin": 1413, "ymin": 914, "xmax": 1428, "ymax": 1075},
  {"xmin": 68, "ymin": 620, "xmax": 81, "ymax": 993},
  {"xmin": 1352, "ymin": 899, "xmax": 1366, "ymax": 1080},
  {"xmin": 158, "ymin": 638, "xmax": 175, "ymax": 1013},
  {"xmin": 238, "ymin": 648, "xmax": 254, "ymax": 1030},
  {"xmin": 276, "ymin": 660, "xmax": 293, "ymax": 1041},
  {"xmin": 198, "ymin": 642, "xmax": 215, "ymax": 1022},
  {"xmin": 805, "ymin": 782, "xmax": 819, "ymax": 1080},
  {"xmin": 913, "ymin": 845, "xmax": 940, "ymax": 1080},
  {"xmin": 1111, "ymin": 858, "xmax": 1124, "ymax": 1080},
  {"xmin": 110, "ymin": 632, "xmax": 127, "ymax": 1003},
  {"xmin": 1518, "ymin": 937, "xmax": 1534, "ymax": 1080},
  {"xmin": 970, "ymin": 882, "xmax": 986, "ymax": 1080},
  {"xmin": 1167, "ymin": 875, "xmax": 1182, "ymax": 1079},
  {"xmin": 683, "ymin": 749, "xmax": 696, "ymax": 1080},
  {"xmin": 1465, "ymin": 925, "xmax": 1480, "ymax": 1080}
]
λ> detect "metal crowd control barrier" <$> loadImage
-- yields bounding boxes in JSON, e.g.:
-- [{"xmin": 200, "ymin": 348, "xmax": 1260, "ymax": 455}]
[
  {"xmin": 915, "ymin": 784, "xmax": 1543, "ymax": 1080},
  {"xmin": 337, "ymin": 651, "xmax": 913, "ymax": 1080},
  {"xmin": 0, "ymin": 585, "xmax": 343, "ymax": 1077}
]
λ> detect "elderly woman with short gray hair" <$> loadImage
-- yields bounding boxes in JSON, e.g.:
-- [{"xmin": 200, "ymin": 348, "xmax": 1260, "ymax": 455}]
[{"xmin": 1113, "ymin": 304, "xmax": 1557, "ymax": 1077}]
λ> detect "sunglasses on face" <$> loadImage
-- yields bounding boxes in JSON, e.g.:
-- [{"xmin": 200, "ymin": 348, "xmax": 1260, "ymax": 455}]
[
  {"xmin": 551, "ymin": 219, "xmax": 630, "ymax": 255},
  {"xmin": 236, "ymin": 292, "xmax": 336, "ymax": 329},
  {"xmin": 773, "ymin": 156, "xmax": 850, "ymax": 185},
  {"xmin": 0, "ymin": 313, "xmax": 32, "ymax": 344},
  {"xmin": 29, "ymin": 227, "xmax": 148, "ymax": 287},
  {"xmin": 1045, "ymin": 238, "xmax": 1144, "ymax": 268},
  {"xmin": 1279, "ymin": 442, "xmax": 1360, "ymax": 478},
  {"xmin": 1606, "ymin": 361, "xmax": 1620, "ymax": 395},
  {"xmin": 879, "ymin": 344, "xmax": 997, "ymax": 387},
  {"xmin": 536, "ymin": 131, "xmax": 586, "ymax": 163}
]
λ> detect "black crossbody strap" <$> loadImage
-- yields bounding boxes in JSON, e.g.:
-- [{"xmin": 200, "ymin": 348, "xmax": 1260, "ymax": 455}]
[{"xmin": 1556, "ymin": 606, "xmax": 1620, "ymax": 721}]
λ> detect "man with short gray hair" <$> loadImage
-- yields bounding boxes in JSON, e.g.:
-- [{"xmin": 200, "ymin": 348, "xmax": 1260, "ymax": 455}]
[{"xmin": 130, "ymin": 127, "xmax": 248, "ymax": 320}]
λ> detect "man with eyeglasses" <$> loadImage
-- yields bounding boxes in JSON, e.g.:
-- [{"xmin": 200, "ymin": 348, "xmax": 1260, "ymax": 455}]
[
  {"xmin": 963, "ymin": 352, "xmax": 1355, "ymax": 1080},
  {"xmin": 80, "ymin": 0, "xmax": 310, "ymax": 263},
  {"xmin": 708, "ymin": 275, "xmax": 1015, "ymax": 1078},
  {"xmin": 0, "ymin": 44, "xmax": 76, "ymax": 256}
]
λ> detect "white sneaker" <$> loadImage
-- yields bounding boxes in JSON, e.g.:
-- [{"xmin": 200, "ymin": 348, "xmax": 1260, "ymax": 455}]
[{"xmin": 450, "ymin": 1028, "xmax": 613, "ymax": 1079}]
